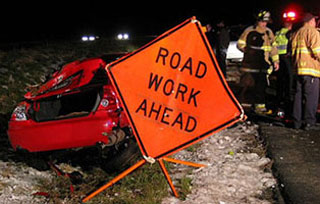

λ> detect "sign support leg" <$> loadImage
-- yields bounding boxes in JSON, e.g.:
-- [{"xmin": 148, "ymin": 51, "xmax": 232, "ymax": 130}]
[
  {"xmin": 82, "ymin": 156, "xmax": 206, "ymax": 202},
  {"xmin": 158, "ymin": 158, "xmax": 179, "ymax": 198},
  {"xmin": 158, "ymin": 157, "xmax": 206, "ymax": 198},
  {"xmin": 82, "ymin": 159, "xmax": 146, "ymax": 203},
  {"xmin": 162, "ymin": 157, "xmax": 207, "ymax": 168}
]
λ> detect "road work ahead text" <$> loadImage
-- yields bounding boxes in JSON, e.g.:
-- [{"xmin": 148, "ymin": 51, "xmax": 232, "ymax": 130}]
[{"xmin": 135, "ymin": 47, "xmax": 208, "ymax": 133}]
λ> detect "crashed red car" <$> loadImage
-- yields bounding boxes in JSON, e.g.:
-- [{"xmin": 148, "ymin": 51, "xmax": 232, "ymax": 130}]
[{"xmin": 7, "ymin": 54, "xmax": 138, "ymax": 170}]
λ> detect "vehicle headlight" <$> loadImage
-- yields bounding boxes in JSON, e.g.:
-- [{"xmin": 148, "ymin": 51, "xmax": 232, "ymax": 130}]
[
  {"xmin": 117, "ymin": 33, "xmax": 129, "ymax": 40},
  {"xmin": 82, "ymin": 36, "xmax": 89, "ymax": 41},
  {"xmin": 82, "ymin": 35, "xmax": 96, "ymax": 42}
]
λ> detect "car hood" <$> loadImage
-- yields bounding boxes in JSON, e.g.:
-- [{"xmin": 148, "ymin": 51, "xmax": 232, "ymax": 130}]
[{"xmin": 25, "ymin": 58, "xmax": 107, "ymax": 100}]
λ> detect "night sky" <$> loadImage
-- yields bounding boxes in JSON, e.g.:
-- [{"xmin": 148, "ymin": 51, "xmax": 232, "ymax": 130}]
[{"xmin": 1, "ymin": 0, "xmax": 320, "ymax": 43}]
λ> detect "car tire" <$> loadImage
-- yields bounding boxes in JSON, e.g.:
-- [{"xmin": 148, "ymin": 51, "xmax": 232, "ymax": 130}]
[
  {"xmin": 101, "ymin": 138, "xmax": 141, "ymax": 173},
  {"xmin": 22, "ymin": 153, "xmax": 50, "ymax": 171}
]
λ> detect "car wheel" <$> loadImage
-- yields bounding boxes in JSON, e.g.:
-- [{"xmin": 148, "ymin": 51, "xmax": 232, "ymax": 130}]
[
  {"xmin": 19, "ymin": 152, "xmax": 50, "ymax": 171},
  {"xmin": 101, "ymin": 138, "xmax": 141, "ymax": 173}
]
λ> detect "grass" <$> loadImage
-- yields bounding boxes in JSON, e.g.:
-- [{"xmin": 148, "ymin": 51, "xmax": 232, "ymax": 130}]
[
  {"xmin": 32, "ymin": 155, "xmax": 198, "ymax": 203},
  {"xmin": 86, "ymin": 163, "xmax": 169, "ymax": 204},
  {"xmin": 34, "ymin": 160, "xmax": 174, "ymax": 204},
  {"xmin": 175, "ymin": 175, "xmax": 193, "ymax": 200}
]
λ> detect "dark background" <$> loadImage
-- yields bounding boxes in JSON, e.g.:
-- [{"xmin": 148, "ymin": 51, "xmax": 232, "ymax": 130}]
[{"xmin": 1, "ymin": 0, "xmax": 320, "ymax": 43}]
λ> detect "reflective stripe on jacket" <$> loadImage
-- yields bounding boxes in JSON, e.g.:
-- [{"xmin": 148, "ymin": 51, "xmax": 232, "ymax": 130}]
[
  {"xmin": 237, "ymin": 25, "xmax": 279, "ymax": 71},
  {"xmin": 291, "ymin": 24, "xmax": 320, "ymax": 77}
]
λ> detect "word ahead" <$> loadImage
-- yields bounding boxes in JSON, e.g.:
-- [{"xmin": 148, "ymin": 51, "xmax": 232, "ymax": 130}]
[{"xmin": 135, "ymin": 98, "xmax": 197, "ymax": 132}]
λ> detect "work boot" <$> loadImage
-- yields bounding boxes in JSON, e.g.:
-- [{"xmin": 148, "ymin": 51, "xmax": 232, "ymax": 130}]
[{"xmin": 254, "ymin": 104, "xmax": 267, "ymax": 113}]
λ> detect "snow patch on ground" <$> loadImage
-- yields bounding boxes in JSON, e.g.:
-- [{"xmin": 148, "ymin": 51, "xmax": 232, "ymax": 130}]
[
  {"xmin": 162, "ymin": 122, "xmax": 277, "ymax": 204},
  {"xmin": 0, "ymin": 161, "xmax": 52, "ymax": 204}
]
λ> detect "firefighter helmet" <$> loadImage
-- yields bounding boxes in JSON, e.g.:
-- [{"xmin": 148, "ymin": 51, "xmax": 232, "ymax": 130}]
[{"xmin": 256, "ymin": 10, "xmax": 271, "ymax": 22}]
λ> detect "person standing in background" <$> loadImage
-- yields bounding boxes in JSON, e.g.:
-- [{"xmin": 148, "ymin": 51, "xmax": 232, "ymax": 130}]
[
  {"xmin": 274, "ymin": 11, "xmax": 295, "ymax": 116},
  {"xmin": 291, "ymin": 13, "xmax": 320, "ymax": 130},
  {"xmin": 237, "ymin": 10, "xmax": 279, "ymax": 113}
]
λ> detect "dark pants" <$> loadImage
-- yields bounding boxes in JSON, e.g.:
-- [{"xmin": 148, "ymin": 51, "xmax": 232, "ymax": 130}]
[
  {"xmin": 216, "ymin": 51, "xmax": 227, "ymax": 78},
  {"xmin": 239, "ymin": 71, "xmax": 268, "ymax": 104},
  {"xmin": 253, "ymin": 72, "xmax": 268, "ymax": 104},
  {"xmin": 276, "ymin": 55, "xmax": 293, "ymax": 106},
  {"xmin": 292, "ymin": 75, "xmax": 319, "ymax": 128}
]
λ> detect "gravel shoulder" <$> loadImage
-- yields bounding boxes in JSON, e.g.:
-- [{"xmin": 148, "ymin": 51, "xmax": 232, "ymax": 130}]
[{"xmin": 162, "ymin": 122, "xmax": 282, "ymax": 204}]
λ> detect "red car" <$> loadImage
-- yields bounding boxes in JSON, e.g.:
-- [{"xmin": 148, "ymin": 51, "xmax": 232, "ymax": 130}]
[{"xmin": 7, "ymin": 54, "xmax": 139, "ymax": 171}]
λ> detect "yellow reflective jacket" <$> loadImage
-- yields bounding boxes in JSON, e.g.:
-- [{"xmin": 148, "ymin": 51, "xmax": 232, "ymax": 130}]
[
  {"xmin": 291, "ymin": 24, "xmax": 320, "ymax": 77},
  {"xmin": 237, "ymin": 25, "xmax": 279, "ymax": 72},
  {"xmin": 275, "ymin": 27, "xmax": 290, "ymax": 55}
]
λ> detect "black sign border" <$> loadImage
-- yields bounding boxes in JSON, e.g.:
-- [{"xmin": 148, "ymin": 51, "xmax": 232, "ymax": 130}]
[{"xmin": 107, "ymin": 17, "xmax": 243, "ymax": 159}]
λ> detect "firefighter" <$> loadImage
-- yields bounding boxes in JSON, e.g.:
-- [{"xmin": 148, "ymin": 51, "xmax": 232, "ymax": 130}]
[
  {"xmin": 237, "ymin": 10, "xmax": 279, "ymax": 113},
  {"xmin": 274, "ymin": 11, "xmax": 295, "ymax": 115},
  {"xmin": 291, "ymin": 13, "xmax": 320, "ymax": 130}
]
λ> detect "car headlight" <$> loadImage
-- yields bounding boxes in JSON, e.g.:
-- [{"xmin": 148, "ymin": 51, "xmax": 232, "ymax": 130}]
[{"xmin": 117, "ymin": 33, "xmax": 129, "ymax": 40}]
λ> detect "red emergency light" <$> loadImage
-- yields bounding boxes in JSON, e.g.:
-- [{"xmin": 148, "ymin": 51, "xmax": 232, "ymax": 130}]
[{"xmin": 283, "ymin": 11, "xmax": 297, "ymax": 21}]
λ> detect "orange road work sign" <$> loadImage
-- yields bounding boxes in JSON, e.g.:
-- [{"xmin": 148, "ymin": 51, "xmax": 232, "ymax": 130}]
[{"xmin": 107, "ymin": 17, "xmax": 244, "ymax": 159}]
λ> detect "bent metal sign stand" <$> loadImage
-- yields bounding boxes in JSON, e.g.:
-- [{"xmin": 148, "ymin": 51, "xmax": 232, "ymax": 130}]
[{"xmin": 82, "ymin": 17, "xmax": 244, "ymax": 203}]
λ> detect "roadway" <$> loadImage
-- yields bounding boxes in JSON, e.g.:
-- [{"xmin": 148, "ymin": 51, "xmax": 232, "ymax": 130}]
[{"xmin": 227, "ymin": 63, "xmax": 320, "ymax": 204}]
